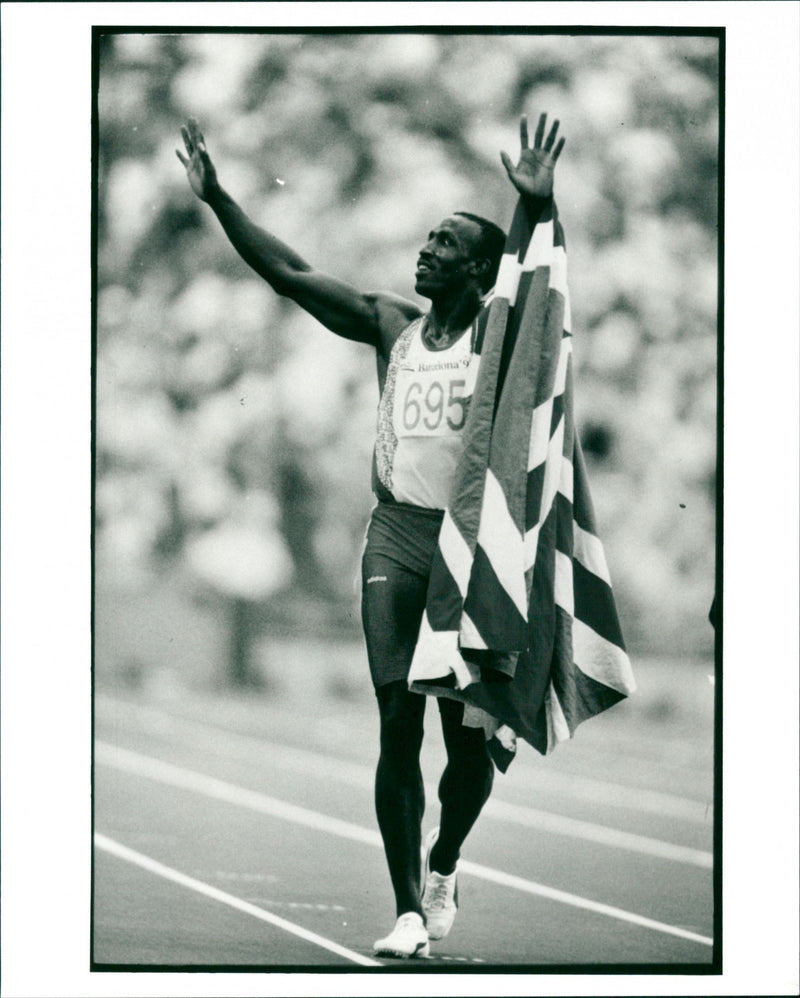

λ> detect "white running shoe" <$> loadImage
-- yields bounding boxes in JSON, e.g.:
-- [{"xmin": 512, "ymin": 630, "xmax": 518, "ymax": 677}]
[
  {"xmin": 421, "ymin": 827, "xmax": 459, "ymax": 940},
  {"xmin": 373, "ymin": 912, "xmax": 430, "ymax": 958}
]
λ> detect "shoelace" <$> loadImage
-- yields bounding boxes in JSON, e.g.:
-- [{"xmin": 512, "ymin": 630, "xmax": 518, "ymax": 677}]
[
  {"xmin": 425, "ymin": 876, "xmax": 453, "ymax": 910},
  {"xmin": 396, "ymin": 913, "xmax": 424, "ymax": 930}
]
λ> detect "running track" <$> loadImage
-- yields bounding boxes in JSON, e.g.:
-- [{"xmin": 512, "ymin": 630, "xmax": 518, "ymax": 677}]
[{"xmin": 93, "ymin": 679, "xmax": 716, "ymax": 971}]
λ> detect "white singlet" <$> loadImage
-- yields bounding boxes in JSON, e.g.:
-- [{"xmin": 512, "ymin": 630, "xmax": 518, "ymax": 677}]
[{"xmin": 375, "ymin": 316, "xmax": 480, "ymax": 509}]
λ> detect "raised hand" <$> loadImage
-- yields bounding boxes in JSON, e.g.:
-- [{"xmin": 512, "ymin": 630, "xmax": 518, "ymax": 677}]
[
  {"xmin": 500, "ymin": 113, "xmax": 565, "ymax": 200},
  {"xmin": 176, "ymin": 117, "xmax": 219, "ymax": 202}
]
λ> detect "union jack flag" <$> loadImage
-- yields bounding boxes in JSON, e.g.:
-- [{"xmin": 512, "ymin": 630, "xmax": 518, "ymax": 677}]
[{"xmin": 408, "ymin": 195, "xmax": 635, "ymax": 770}]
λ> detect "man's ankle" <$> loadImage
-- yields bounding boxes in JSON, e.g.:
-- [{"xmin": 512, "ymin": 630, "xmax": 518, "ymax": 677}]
[{"xmin": 429, "ymin": 844, "xmax": 457, "ymax": 876}]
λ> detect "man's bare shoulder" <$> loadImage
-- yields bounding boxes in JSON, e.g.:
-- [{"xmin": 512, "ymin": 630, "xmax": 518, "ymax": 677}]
[
  {"xmin": 367, "ymin": 291, "xmax": 423, "ymax": 325},
  {"xmin": 365, "ymin": 292, "xmax": 424, "ymax": 356}
]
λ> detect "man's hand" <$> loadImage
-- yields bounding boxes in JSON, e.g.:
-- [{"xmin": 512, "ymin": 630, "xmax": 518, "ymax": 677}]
[
  {"xmin": 176, "ymin": 117, "xmax": 219, "ymax": 202},
  {"xmin": 500, "ymin": 113, "xmax": 565, "ymax": 200}
]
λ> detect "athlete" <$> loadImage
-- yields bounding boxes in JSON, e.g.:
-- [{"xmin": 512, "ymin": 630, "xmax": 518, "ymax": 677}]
[{"xmin": 178, "ymin": 111, "xmax": 565, "ymax": 958}]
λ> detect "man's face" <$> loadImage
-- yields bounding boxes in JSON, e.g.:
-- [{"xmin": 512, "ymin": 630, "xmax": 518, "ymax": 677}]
[{"xmin": 414, "ymin": 215, "xmax": 485, "ymax": 299}]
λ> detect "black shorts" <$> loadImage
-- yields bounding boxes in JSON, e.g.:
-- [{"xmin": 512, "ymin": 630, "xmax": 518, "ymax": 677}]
[{"xmin": 361, "ymin": 501, "xmax": 444, "ymax": 688}]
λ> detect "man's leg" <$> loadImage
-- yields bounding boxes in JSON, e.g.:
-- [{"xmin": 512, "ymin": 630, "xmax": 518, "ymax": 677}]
[
  {"xmin": 361, "ymin": 543, "xmax": 430, "ymax": 917},
  {"xmin": 374, "ymin": 680, "xmax": 427, "ymax": 916},
  {"xmin": 360, "ymin": 503, "xmax": 444, "ymax": 951},
  {"xmin": 428, "ymin": 696, "xmax": 494, "ymax": 875}
]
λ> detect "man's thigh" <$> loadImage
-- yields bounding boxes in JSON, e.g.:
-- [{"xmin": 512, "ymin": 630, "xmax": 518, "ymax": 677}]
[{"xmin": 361, "ymin": 555, "xmax": 428, "ymax": 688}]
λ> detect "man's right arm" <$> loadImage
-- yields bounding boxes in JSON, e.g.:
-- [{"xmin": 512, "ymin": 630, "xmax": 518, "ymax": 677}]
[
  {"xmin": 177, "ymin": 118, "xmax": 419, "ymax": 348},
  {"xmin": 205, "ymin": 185, "xmax": 383, "ymax": 344}
]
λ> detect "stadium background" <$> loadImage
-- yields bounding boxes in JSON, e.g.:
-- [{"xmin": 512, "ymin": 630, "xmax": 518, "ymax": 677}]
[{"xmin": 94, "ymin": 31, "xmax": 719, "ymax": 698}]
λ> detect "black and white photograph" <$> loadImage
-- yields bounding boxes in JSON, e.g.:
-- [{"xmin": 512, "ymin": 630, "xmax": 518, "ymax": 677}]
[
  {"xmin": 91, "ymin": 26, "xmax": 719, "ymax": 971},
  {"xmin": 1, "ymin": 4, "xmax": 798, "ymax": 997}
]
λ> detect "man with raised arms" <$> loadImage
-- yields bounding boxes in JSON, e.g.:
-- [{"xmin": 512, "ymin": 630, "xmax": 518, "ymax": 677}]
[{"xmin": 178, "ymin": 112, "xmax": 564, "ymax": 959}]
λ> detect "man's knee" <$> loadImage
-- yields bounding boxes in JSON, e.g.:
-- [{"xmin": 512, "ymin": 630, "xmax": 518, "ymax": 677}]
[
  {"xmin": 437, "ymin": 697, "xmax": 491, "ymax": 757},
  {"xmin": 376, "ymin": 681, "xmax": 425, "ymax": 757}
]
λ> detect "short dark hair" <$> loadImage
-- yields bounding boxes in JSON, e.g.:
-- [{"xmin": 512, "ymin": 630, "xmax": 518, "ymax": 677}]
[{"xmin": 454, "ymin": 211, "xmax": 506, "ymax": 293}]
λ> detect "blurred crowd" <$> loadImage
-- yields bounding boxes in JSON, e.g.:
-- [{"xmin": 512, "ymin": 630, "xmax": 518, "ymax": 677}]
[{"xmin": 95, "ymin": 32, "xmax": 719, "ymax": 685}]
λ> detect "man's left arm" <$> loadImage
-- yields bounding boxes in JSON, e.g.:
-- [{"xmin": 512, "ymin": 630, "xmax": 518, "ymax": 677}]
[{"xmin": 500, "ymin": 113, "xmax": 565, "ymax": 223}]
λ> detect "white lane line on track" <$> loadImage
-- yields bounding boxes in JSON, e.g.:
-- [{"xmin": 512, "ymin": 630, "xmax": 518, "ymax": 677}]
[
  {"xmin": 502, "ymin": 766, "xmax": 709, "ymax": 824},
  {"xmin": 485, "ymin": 798, "xmax": 712, "ymax": 868},
  {"xmin": 94, "ymin": 833, "xmax": 381, "ymax": 968},
  {"xmin": 456, "ymin": 858, "xmax": 712, "ymax": 947},
  {"xmin": 99, "ymin": 695, "xmax": 708, "ymax": 824},
  {"xmin": 99, "ymin": 700, "xmax": 713, "ymax": 866},
  {"xmin": 96, "ymin": 741, "xmax": 713, "ymax": 948},
  {"xmin": 103, "ymin": 710, "xmax": 714, "ymax": 870}
]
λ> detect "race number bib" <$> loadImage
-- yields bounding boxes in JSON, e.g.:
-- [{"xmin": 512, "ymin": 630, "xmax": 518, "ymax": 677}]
[
  {"xmin": 394, "ymin": 362, "xmax": 477, "ymax": 440},
  {"xmin": 377, "ymin": 320, "xmax": 480, "ymax": 507}
]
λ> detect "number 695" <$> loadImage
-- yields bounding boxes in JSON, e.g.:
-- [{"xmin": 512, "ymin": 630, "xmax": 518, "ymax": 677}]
[{"xmin": 402, "ymin": 378, "xmax": 468, "ymax": 432}]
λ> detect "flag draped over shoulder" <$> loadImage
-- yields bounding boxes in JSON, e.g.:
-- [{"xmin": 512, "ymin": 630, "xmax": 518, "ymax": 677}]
[{"xmin": 408, "ymin": 195, "xmax": 635, "ymax": 771}]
